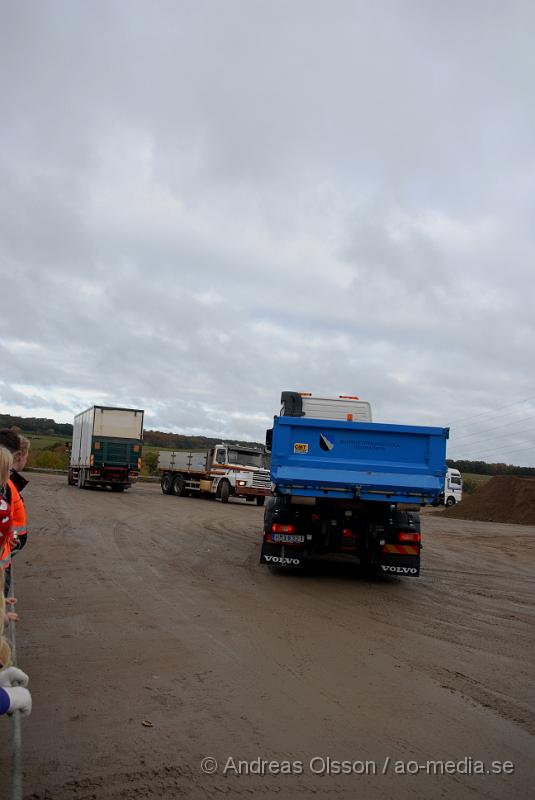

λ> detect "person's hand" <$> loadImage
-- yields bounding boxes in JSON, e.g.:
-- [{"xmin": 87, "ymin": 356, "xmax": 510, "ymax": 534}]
[
  {"xmin": 4, "ymin": 611, "xmax": 19, "ymax": 623},
  {"xmin": 0, "ymin": 667, "xmax": 29, "ymax": 687},
  {"xmin": 5, "ymin": 597, "xmax": 17, "ymax": 606},
  {"xmin": 5, "ymin": 686, "xmax": 32, "ymax": 716}
]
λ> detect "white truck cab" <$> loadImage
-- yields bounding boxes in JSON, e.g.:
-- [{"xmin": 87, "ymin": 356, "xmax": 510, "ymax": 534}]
[{"xmin": 443, "ymin": 468, "xmax": 463, "ymax": 506}]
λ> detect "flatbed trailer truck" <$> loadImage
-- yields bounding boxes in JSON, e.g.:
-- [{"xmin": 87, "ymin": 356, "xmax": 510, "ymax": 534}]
[
  {"xmin": 260, "ymin": 392, "xmax": 448, "ymax": 577},
  {"xmin": 68, "ymin": 406, "xmax": 144, "ymax": 491},
  {"xmin": 159, "ymin": 443, "xmax": 270, "ymax": 504}
]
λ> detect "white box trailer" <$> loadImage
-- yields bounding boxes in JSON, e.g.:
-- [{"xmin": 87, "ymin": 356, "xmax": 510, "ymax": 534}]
[
  {"xmin": 68, "ymin": 406, "xmax": 144, "ymax": 491},
  {"xmin": 158, "ymin": 443, "xmax": 271, "ymax": 505}
]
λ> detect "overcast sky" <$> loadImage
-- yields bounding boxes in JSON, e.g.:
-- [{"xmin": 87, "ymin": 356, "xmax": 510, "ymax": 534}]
[{"xmin": 1, "ymin": 1, "xmax": 535, "ymax": 465}]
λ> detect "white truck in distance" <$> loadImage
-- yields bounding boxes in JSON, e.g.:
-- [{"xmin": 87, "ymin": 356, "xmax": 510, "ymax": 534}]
[
  {"xmin": 436, "ymin": 467, "xmax": 463, "ymax": 506},
  {"xmin": 158, "ymin": 443, "xmax": 270, "ymax": 505}
]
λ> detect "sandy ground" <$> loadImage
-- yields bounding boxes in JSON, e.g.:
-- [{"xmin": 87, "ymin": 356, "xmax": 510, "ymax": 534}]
[{"xmin": 1, "ymin": 473, "xmax": 534, "ymax": 799}]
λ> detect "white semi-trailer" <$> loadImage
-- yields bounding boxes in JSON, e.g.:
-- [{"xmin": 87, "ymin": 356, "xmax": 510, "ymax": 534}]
[
  {"xmin": 159, "ymin": 443, "xmax": 270, "ymax": 505},
  {"xmin": 68, "ymin": 406, "xmax": 144, "ymax": 491}
]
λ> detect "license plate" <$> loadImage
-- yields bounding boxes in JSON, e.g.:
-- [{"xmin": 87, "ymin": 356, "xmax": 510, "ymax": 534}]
[{"xmin": 271, "ymin": 534, "xmax": 305, "ymax": 544}]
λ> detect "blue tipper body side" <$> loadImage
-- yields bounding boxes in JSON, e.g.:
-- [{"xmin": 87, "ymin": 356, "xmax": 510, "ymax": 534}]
[{"xmin": 270, "ymin": 416, "xmax": 448, "ymax": 504}]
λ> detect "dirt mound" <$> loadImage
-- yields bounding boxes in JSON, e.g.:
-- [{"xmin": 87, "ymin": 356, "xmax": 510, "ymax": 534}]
[{"xmin": 443, "ymin": 476, "xmax": 535, "ymax": 524}]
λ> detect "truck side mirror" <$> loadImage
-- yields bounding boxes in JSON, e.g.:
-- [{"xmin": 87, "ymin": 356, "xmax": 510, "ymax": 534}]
[{"xmin": 265, "ymin": 428, "xmax": 273, "ymax": 453}]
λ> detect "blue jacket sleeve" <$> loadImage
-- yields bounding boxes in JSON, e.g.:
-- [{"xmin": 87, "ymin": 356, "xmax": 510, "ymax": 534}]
[{"xmin": 0, "ymin": 687, "xmax": 11, "ymax": 715}]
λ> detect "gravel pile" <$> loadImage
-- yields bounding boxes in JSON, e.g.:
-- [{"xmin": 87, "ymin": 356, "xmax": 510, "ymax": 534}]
[{"xmin": 443, "ymin": 475, "xmax": 535, "ymax": 524}]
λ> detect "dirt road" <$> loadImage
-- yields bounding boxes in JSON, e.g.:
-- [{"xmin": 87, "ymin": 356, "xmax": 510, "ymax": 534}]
[{"xmin": 1, "ymin": 474, "xmax": 533, "ymax": 799}]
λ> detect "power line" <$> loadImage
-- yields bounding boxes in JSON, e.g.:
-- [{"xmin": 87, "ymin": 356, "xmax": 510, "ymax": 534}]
[
  {"xmin": 451, "ymin": 440, "xmax": 535, "ymax": 461},
  {"xmin": 448, "ymin": 395, "xmax": 535, "ymax": 427},
  {"xmin": 452, "ymin": 412, "xmax": 535, "ymax": 443}
]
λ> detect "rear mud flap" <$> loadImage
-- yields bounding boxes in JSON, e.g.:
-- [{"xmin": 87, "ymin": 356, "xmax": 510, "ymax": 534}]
[{"xmin": 378, "ymin": 554, "xmax": 420, "ymax": 577}]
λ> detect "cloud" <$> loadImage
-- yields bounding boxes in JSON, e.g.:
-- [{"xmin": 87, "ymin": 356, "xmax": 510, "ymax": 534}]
[{"xmin": 1, "ymin": 1, "xmax": 535, "ymax": 463}]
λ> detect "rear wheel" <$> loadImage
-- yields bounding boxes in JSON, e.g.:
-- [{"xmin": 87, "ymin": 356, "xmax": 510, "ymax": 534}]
[
  {"xmin": 160, "ymin": 473, "xmax": 173, "ymax": 495},
  {"xmin": 219, "ymin": 481, "xmax": 230, "ymax": 504},
  {"xmin": 256, "ymin": 496, "xmax": 266, "ymax": 506},
  {"xmin": 172, "ymin": 475, "xmax": 186, "ymax": 496},
  {"xmin": 111, "ymin": 485, "xmax": 125, "ymax": 492}
]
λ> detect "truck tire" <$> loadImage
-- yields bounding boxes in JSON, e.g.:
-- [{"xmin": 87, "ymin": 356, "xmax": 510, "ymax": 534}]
[
  {"xmin": 172, "ymin": 475, "xmax": 186, "ymax": 496},
  {"xmin": 263, "ymin": 496, "xmax": 289, "ymax": 533},
  {"xmin": 445, "ymin": 496, "xmax": 456, "ymax": 507},
  {"xmin": 160, "ymin": 473, "xmax": 173, "ymax": 495},
  {"xmin": 219, "ymin": 480, "xmax": 230, "ymax": 504},
  {"xmin": 256, "ymin": 496, "xmax": 266, "ymax": 506},
  {"xmin": 111, "ymin": 485, "xmax": 125, "ymax": 492}
]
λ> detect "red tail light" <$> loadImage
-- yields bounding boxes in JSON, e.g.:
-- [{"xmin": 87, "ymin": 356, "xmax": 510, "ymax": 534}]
[
  {"xmin": 399, "ymin": 532, "xmax": 421, "ymax": 543},
  {"xmin": 342, "ymin": 528, "xmax": 353, "ymax": 538},
  {"xmin": 272, "ymin": 523, "xmax": 295, "ymax": 534}
]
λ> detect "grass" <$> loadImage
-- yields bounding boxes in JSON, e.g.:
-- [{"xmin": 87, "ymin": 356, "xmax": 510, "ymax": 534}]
[
  {"xmin": 462, "ymin": 473, "xmax": 493, "ymax": 485},
  {"xmin": 21, "ymin": 431, "xmax": 174, "ymax": 474},
  {"xmin": 24, "ymin": 432, "xmax": 69, "ymax": 450}
]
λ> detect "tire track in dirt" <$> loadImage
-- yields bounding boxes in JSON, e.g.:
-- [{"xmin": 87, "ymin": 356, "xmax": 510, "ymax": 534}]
[{"xmin": 5, "ymin": 475, "xmax": 534, "ymax": 800}]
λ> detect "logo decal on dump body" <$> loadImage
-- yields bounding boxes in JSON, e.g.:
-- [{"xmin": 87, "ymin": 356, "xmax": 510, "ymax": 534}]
[
  {"xmin": 380, "ymin": 565, "xmax": 418, "ymax": 575},
  {"xmin": 319, "ymin": 433, "xmax": 334, "ymax": 451},
  {"xmin": 294, "ymin": 443, "xmax": 309, "ymax": 454},
  {"xmin": 263, "ymin": 555, "xmax": 301, "ymax": 566}
]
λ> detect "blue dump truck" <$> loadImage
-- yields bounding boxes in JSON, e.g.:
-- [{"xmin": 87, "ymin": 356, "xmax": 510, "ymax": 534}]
[{"xmin": 260, "ymin": 392, "xmax": 449, "ymax": 577}]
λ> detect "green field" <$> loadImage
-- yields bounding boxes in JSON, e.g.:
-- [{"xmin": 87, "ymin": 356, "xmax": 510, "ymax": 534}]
[
  {"xmin": 22, "ymin": 431, "xmax": 173, "ymax": 474},
  {"xmin": 462, "ymin": 473, "xmax": 493, "ymax": 485},
  {"xmin": 25, "ymin": 432, "xmax": 70, "ymax": 450}
]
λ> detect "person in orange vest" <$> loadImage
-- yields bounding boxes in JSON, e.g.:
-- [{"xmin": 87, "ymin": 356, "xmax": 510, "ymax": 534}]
[
  {"xmin": 0, "ymin": 446, "xmax": 14, "ymax": 571},
  {"xmin": 9, "ymin": 435, "xmax": 29, "ymax": 551},
  {"xmin": 0, "ymin": 447, "xmax": 32, "ymax": 716},
  {"xmin": 0, "ymin": 430, "xmax": 30, "ymax": 599}
]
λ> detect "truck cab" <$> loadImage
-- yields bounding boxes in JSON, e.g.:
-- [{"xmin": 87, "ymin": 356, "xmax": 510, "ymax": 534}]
[
  {"xmin": 443, "ymin": 468, "xmax": 463, "ymax": 506},
  {"xmin": 210, "ymin": 445, "xmax": 270, "ymax": 504}
]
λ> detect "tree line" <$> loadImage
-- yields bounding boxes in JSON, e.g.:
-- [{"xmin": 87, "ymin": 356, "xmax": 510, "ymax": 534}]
[
  {"xmin": 0, "ymin": 413, "xmax": 264, "ymax": 451},
  {"xmin": 446, "ymin": 459, "xmax": 535, "ymax": 478}
]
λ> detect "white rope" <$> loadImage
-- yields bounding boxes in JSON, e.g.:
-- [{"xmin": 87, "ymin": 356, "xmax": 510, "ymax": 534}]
[{"xmin": 8, "ymin": 568, "xmax": 22, "ymax": 800}]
